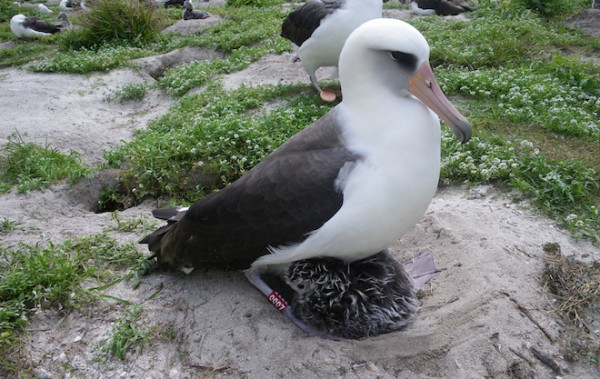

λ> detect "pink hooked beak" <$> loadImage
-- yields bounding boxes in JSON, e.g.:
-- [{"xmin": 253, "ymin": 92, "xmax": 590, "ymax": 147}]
[{"xmin": 409, "ymin": 63, "xmax": 472, "ymax": 143}]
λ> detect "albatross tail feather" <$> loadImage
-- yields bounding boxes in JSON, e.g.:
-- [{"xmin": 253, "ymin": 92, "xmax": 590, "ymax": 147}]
[{"xmin": 139, "ymin": 224, "xmax": 173, "ymax": 261}]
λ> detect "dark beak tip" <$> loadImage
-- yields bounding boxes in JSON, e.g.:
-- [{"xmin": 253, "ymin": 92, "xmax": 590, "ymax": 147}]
[{"xmin": 455, "ymin": 120, "xmax": 472, "ymax": 144}]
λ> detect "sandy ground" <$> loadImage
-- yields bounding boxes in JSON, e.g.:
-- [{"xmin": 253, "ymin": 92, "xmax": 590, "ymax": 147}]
[
  {"xmin": 0, "ymin": 7, "xmax": 599, "ymax": 379},
  {"xmin": 0, "ymin": 68, "xmax": 171, "ymax": 165}
]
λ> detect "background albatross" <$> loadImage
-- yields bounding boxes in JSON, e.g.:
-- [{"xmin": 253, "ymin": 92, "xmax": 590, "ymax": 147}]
[
  {"xmin": 281, "ymin": 0, "xmax": 383, "ymax": 101},
  {"xmin": 142, "ymin": 17, "xmax": 471, "ymax": 310}
]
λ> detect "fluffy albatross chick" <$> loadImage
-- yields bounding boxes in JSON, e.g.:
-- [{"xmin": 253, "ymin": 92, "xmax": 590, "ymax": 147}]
[
  {"xmin": 284, "ymin": 251, "xmax": 435, "ymax": 339},
  {"xmin": 244, "ymin": 250, "xmax": 438, "ymax": 339},
  {"xmin": 141, "ymin": 18, "xmax": 471, "ymax": 335},
  {"xmin": 280, "ymin": 0, "xmax": 383, "ymax": 101}
]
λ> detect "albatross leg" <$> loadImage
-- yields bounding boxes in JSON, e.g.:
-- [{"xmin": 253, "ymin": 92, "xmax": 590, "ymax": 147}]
[{"xmin": 243, "ymin": 268, "xmax": 342, "ymax": 340}]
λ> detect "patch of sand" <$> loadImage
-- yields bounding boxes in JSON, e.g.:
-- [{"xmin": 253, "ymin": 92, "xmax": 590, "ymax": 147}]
[{"xmin": 0, "ymin": 68, "xmax": 171, "ymax": 165}]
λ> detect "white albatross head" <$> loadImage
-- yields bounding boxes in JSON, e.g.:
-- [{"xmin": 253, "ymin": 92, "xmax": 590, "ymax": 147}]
[{"xmin": 339, "ymin": 18, "xmax": 472, "ymax": 143}]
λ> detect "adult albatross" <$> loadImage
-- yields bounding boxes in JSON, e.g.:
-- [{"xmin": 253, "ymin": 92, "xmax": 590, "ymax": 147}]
[
  {"xmin": 410, "ymin": 0, "xmax": 473, "ymax": 16},
  {"xmin": 141, "ymin": 18, "xmax": 471, "ymax": 305},
  {"xmin": 280, "ymin": 0, "xmax": 383, "ymax": 101},
  {"xmin": 10, "ymin": 13, "xmax": 66, "ymax": 38}
]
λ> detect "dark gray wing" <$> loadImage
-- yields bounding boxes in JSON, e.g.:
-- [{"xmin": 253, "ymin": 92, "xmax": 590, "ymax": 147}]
[
  {"xmin": 281, "ymin": 0, "xmax": 343, "ymax": 47},
  {"xmin": 23, "ymin": 16, "xmax": 60, "ymax": 34},
  {"xmin": 414, "ymin": 0, "xmax": 472, "ymax": 15},
  {"xmin": 141, "ymin": 108, "xmax": 362, "ymax": 270},
  {"xmin": 413, "ymin": 0, "xmax": 440, "ymax": 11},
  {"xmin": 447, "ymin": 0, "xmax": 473, "ymax": 12}
]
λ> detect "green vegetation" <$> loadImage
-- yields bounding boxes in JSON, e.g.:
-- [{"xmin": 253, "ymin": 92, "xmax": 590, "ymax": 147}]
[
  {"xmin": 0, "ymin": 42, "xmax": 53, "ymax": 69},
  {"xmin": 106, "ymin": 83, "xmax": 149, "ymax": 103},
  {"xmin": 0, "ymin": 218, "xmax": 19, "ymax": 234},
  {"xmin": 2, "ymin": 1, "xmax": 290, "ymax": 74},
  {"xmin": 108, "ymin": 211, "xmax": 157, "ymax": 232},
  {"xmin": 441, "ymin": 132, "xmax": 598, "ymax": 240},
  {"xmin": 514, "ymin": 0, "xmax": 590, "ymax": 18},
  {"xmin": 62, "ymin": 0, "xmax": 167, "ymax": 50},
  {"xmin": 156, "ymin": 4, "xmax": 290, "ymax": 96},
  {"xmin": 0, "ymin": 135, "xmax": 91, "ymax": 193},
  {"xmin": 226, "ymin": 0, "xmax": 279, "ymax": 7},
  {"xmin": 0, "ymin": 234, "xmax": 145, "ymax": 365},
  {"xmin": 105, "ymin": 83, "xmax": 331, "ymax": 201},
  {"xmin": 158, "ymin": 41, "xmax": 288, "ymax": 96},
  {"xmin": 100, "ymin": 304, "xmax": 153, "ymax": 360},
  {"xmin": 31, "ymin": 44, "xmax": 151, "ymax": 73},
  {"xmin": 0, "ymin": 0, "xmax": 19, "ymax": 24},
  {"xmin": 437, "ymin": 61, "xmax": 599, "ymax": 139}
]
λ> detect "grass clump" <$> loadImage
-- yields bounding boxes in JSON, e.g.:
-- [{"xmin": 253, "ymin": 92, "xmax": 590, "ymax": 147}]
[
  {"xmin": 100, "ymin": 304, "xmax": 153, "ymax": 360},
  {"xmin": 61, "ymin": 0, "xmax": 166, "ymax": 50},
  {"xmin": 157, "ymin": 5, "xmax": 290, "ymax": 96},
  {"xmin": 106, "ymin": 83, "xmax": 149, "ymax": 103},
  {"xmin": 513, "ymin": 0, "xmax": 589, "ymax": 18},
  {"xmin": 0, "ymin": 0, "xmax": 19, "ymax": 25},
  {"xmin": 108, "ymin": 211, "xmax": 157, "ymax": 232},
  {"xmin": 542, "ymin": 243, "xmax": 599, "ymax": 365},
  {"xmin": 0, "ymin": 135, "xmax": 91, "ymax": 193},
  {"xmin": 0, "ymin": 218, "xmax": 20, "ymax": 234}
]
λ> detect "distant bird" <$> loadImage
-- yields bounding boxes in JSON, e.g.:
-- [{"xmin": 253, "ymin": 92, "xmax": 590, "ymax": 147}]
[
  {"xmin": 59, "ymin": 0, "xmax": 86, "ymax": 11},
  {"xmin": 59, "ymin": 0, "xmax": 70, "ymax": 10},
  {"xmin": 141, "ymin": 17, "xmax": 471, "ymax": 307},
  {"xmin": 10, "ymin": 13, "xmax": 63, "ymax": 38},
  {"xmin": 280, "ymin": 0, "xmax": 383, "ymax": 101},
  {"xmin": 164, "ymin": 0, "xmax": 185, "ymax": 7},
  {"xmin": 57, "ymin": 12, "xmax": 71, "ymax": 30},
  {"xmin": 410, "ymin": 0, "xmax": 473, "ymax": 16},
  {"xmin": 13, "ymin": 2, "xmax": 54, "ymax": 14},
  {"xmin": 37, "ymin": 3, "xmax": 53, "ymax": 14},
  {"xmin": 182, "ymin": 0, "xmax": 209, "ymax": 20}
]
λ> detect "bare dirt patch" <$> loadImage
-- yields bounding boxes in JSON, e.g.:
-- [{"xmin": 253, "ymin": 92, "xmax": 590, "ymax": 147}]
[
  {"xmin": 0, "ymin": 68, "xmax": 172, "ymax": 165},
  {"xmin": 565, "ymin": 9, "xmax": 600, "ymax": 39}
]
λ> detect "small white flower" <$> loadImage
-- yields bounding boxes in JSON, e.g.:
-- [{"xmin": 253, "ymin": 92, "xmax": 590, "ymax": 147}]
[{"xmin": 565, "ymin": 214, "xmax": 577, "ymax": 221}]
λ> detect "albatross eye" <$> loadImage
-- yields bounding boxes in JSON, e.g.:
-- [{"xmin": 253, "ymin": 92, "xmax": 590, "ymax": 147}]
[{"xmin": 390, "ymin": 51, "xmax": 418, "ymax": 72}]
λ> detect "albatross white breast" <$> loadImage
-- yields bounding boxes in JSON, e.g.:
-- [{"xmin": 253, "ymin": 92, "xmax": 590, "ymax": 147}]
[{"xmin": 141, "ymin": 18, "xmax": 471, "ymax": 277}]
